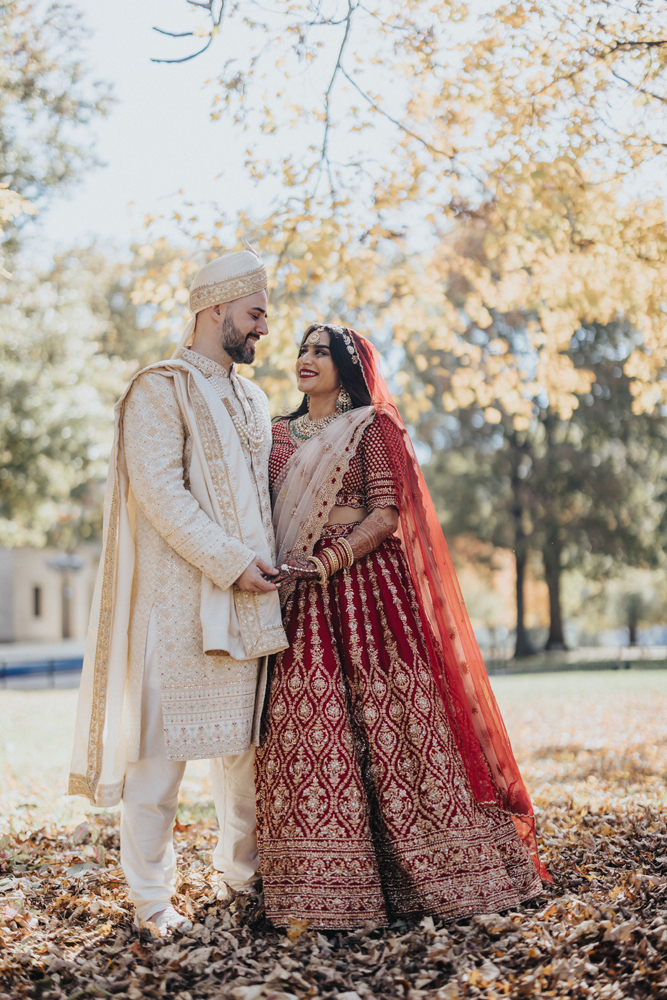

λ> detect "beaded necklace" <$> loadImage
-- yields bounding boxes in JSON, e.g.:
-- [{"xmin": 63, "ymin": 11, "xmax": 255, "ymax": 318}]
[
  {"xmin": 289, "ymin": 411, "xmax": 339, "ymax": 445},
  {"xmin": 223, "ymin": 386, "xmax": 265, "ymax": 455}
]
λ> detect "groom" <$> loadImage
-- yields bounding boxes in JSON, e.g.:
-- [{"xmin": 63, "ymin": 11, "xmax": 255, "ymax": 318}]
[{"xmin": 69, "ymin": 246, "xmax": 287, "ymax": 935}]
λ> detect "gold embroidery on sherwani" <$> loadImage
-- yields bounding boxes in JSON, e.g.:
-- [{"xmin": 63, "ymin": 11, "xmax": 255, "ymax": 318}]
[
  {"xmin": 187, "ymin": 375, "xmax": 286, "ymax": 659},
  {"xmin": 123, "ymin": 370, "xmax": 265, "ymax": 761},
  {"xmin": 69, "ymin": 350, "xmax": 285, "ymax": 805},
  {"xmin": 67, "ymin": 482, "xmax": 120, "ymax": 799}
]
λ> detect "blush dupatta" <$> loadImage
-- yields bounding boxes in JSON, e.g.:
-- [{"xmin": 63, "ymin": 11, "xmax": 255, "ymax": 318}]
[
  {"xmin": 272, "ymin": 406, "xmax": 376, "ymax": 570},
  {"xmin": 274, "ymin": 333, "xmax": 549, "ymax": 880}
]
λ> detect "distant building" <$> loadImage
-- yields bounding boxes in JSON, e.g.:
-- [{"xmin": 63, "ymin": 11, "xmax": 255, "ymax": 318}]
[{"xmin": 0, "ymin": 545, "xmax": 100, "ymax": 643}]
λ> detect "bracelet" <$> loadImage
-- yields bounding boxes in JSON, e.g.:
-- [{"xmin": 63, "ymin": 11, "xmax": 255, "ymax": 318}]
[
  {"xmin": 307, "ymin": 555, "xmax": 328, "ymax": 585},
  {"xmin": 316, "ymin": 539, "xmax": 355, "ymax": 579},
  {"xmin": 325, "ymin": 546, "xmax": 343, "ymax": 576},
  {"xmin": 319, "ymin": 544, "xmax": 345, "ymax": 578},
  {"xmin": 338, "ymin": 537, "xmax": 355, "ymax": 569},
  {"xmin": 318, "ymin": 550, "xmax": 333, "ymax": 577}
]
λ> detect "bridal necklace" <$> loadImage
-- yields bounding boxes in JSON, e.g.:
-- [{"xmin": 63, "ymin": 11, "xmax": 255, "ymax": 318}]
[{"xmin": 290, "ymin": 410, "xmax": 339, "ymax": 443}]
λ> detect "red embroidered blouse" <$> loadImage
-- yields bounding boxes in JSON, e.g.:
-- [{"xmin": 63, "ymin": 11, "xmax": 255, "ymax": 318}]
[{"xmin": 270, "ymin": 413, "xmax": 400, "ymax": 511}]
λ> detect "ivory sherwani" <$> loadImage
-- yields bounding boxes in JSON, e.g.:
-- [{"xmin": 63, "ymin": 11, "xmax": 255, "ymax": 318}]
[
  {"xmin": 124, "ymin": 347, "xmax": 276, "ymax": 761},
  {"xmin": 69, "ymin": 349, "xmax": 287, "ymax": 807}
]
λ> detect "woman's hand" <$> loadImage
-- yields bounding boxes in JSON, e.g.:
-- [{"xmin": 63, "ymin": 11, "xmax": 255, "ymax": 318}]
[{"xmin": 273, "ymin": 557, "xmax": 319, "ymax": 587}]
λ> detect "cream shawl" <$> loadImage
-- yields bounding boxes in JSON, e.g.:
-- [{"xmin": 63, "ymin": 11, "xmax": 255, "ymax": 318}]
[{"xmin": 69, "ymin": 359, "xmax": 287, "ymax": 806}]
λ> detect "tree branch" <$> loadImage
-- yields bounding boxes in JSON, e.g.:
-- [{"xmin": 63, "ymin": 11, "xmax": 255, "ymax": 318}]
[
  {"xmin": 318, "ymin": 0, "xmax": 355, "ymax": 195},
  {"xmin": 152, "ymin": 0, "xmax": 225, "ymax": 64},
  {"xmin": 151, "ymin": 38, "xmax": 213, "ymax": 63},
  {"xmin": 153, "ymin": 28, "xmax": 196, "ymax": 38},
  {"xmin": 611, "ymin": 69, "xmax": 667, "ymax": 104},
  {"xmin": 340, "ymin": 67, "xmax": 452, "ymax": 159}
]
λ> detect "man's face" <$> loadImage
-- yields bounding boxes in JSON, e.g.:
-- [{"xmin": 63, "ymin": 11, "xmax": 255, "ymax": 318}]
[{"xmin": 220, "ymin": 289, "xmax": 269, "ymax": 365}]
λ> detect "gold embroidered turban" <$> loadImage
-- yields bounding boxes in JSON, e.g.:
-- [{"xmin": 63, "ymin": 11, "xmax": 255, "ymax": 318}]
[{"xmin": 172, "ymin": 242, "xmax": 268, "ymax": 357}]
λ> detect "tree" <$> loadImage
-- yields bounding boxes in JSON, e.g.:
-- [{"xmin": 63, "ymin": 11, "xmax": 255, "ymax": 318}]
[
  {"xmin": 0, "ymin": 249, "xmax": 128, "ymax": 546},
  {"xmin": 0, "ymin": 1, "xmax": 115, "ymax": 545},
  {"xmin": 423, "ymin": 321, "xmax": 667, "ymax": 656},
  {"xmin": 150, "ymin": 1, "xmax": 667, "ymax": 417},
  {"xmin": 0, "ymin": 1, "xmax": 111, "ymax": 243}
]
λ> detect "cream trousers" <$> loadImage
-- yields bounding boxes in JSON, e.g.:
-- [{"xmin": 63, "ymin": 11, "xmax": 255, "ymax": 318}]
[{"xmin": 120, "ymin": 613, "xmax": 259, "ymax": 922}]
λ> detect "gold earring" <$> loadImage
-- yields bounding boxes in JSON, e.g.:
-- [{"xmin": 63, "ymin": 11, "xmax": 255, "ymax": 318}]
[{"xmin": 335, "ymin": 387, "xmax": 353, "ymax": 414}]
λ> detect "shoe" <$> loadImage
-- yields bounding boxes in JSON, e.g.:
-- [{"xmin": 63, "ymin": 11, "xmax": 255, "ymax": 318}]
[{"xmin": 135, "ymin": 905, "xmax": 193, "ymax": 936}]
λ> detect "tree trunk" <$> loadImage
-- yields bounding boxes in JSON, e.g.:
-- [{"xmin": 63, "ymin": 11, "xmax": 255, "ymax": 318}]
[
  {"xmin": 514, "ymin": 546, "xmax": 532, "ymax": 658},
  {"xmin": 543, "ymin": 538, "xmax": 566, "ymax": 650},
  {"xmin": 512, "ymin": 480, "xmax": 532, "ymax": 658}
]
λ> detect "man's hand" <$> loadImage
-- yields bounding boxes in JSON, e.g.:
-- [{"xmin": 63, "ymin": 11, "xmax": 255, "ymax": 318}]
[{"xmin": 235, "ymin": 556, "xmax": 279, "ymax": 593}]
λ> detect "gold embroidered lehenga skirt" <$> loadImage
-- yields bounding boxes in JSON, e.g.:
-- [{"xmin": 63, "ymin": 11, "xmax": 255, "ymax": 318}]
[{"xmin": 255, "ymin": 525, "xmax": 542, "ymax": 929}]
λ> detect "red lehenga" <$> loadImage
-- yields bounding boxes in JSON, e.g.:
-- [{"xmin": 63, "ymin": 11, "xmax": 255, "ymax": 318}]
[{"xmin": 255, "ymin": 334, "xmax": 547, "ymax": 930}]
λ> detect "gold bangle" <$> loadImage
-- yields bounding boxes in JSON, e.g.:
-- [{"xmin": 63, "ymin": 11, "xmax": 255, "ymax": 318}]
[
  {"xmin": 332, "ymin": 543, "xmax": 346, "ymax": 573},
  {"xmin": 317, "ymin": 555, "xmax": 331, "ymax": 582},
  {"xmin": 338, "ymin": 537, "xmax": 354, "ymax": 568},
  {"xmin": 325, "ymin": 546, "xmax": 342, "ymax": 576},
  {"xmin": 307, "ymin": 555, "xmax": 328, "ymax": 584},
  {"xmin": 331, "ymin": 545, "xmax": 345, "ymax": 573}
]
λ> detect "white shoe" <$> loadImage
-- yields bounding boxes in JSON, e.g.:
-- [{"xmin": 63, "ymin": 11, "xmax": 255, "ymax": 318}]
[{"xmin": 136, "ymin": 905, "xmax": 193, "ymax": 936}]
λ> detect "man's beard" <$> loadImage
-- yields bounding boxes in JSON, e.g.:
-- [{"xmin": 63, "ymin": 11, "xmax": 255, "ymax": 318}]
[{"xmin": 220, "ymin": 312, "xmax": 256, "ymax": 365}]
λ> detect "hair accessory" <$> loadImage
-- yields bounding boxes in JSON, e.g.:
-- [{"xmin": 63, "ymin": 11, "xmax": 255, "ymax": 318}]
[
  {"xmin": 335, "ymin": 387, "xmax": 353, "ymax": 414},
  {"xmin": 306, "ymin": 329, "xmax": 321, "ymax": 345},
  {"xmin": 340, "ymin": 328, "xmax": 360, "ymax": 365}
]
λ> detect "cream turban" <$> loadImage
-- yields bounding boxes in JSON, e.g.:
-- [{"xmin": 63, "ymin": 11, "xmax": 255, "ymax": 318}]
[{"xmin": 172, "ymin": 243, "xmax": 268, "ymax": 357}]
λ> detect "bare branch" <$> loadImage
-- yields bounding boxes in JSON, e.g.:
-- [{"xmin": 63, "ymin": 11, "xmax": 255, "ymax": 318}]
[
  {"xmin": 611, "ymin": 69, "xmax": 667, "ymax": 103},
  {"xmin": 151, "ymin": 38, "xmax": 213, "ymax": 64},
  {"xmin": 152, "ymin": 0, "xmax": 225, "ymax": 65},
  {"xmin": 340, "ymin": 67, "xmax": 452, "ymax": 160},
  {"xmin": 608, "ymin": 38, "xmax": 667, "ymax": 51},
  {"xmin": 318, "ymin": 0, "xmax": 356, "ymax": 195},
  {"xmin": 153, "ymin": 28, "xmax": 196, "ymax": 38}
]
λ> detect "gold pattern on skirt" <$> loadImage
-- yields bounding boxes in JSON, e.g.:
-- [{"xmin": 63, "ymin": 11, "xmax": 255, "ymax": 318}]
[{"xmin": 256, "ymin": 527, "xmax": 542, "ymax": 928}]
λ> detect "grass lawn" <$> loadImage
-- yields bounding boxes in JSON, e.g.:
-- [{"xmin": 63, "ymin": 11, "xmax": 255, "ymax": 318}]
[
  {"xmin": 0, "ymin": 687, "xmax": 212, "ymax": 835},
  {"xmin": 2, "ymin": 670, "xmax": 667, "ymax": 999},
  {"xmin": 3, "ymin": 669, "xmax": 666, "ymax": 834}
]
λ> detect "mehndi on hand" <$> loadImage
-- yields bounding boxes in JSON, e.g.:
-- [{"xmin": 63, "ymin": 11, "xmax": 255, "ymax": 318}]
[{"xmin": 272, "ymin": 558, "xmax": 320, "ymax": 587}]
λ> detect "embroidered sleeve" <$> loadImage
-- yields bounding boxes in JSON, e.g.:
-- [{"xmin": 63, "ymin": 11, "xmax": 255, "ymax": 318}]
[
  {"xmin": 362, "ymin": 414, "xmax": 400, "ymax": 511},
  {"xmin": 269, "ymin": 420, "xmax": 296, "ymax": 494},
  {"xmin": 123, "ymin": 373, "xmax": 256, "ymax": 591}
]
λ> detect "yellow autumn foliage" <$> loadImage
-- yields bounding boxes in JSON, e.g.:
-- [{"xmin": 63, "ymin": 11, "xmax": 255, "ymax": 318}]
[{"xmin": 139, "ymin": 1, "xmax": 667, "ymax": 421}]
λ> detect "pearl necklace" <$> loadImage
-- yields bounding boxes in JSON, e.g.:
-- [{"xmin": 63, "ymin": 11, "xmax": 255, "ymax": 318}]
[
  {"xmin": 225, "ymin": 390, "xmax": 264, "ymax": 455},
  {"xmin": 289, "ymin": 411, "xmax": 339, "ymax": 443},
  {"xmin": 213, "ymin": 375, "xmax": 265, "ymax": 455},
  {"xmin": 228, "ymin": 400, "xmax": 265, "ymax": 455}
]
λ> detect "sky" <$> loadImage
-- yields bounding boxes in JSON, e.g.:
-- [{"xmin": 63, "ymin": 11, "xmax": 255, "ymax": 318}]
[
  {"xmin": 32, "ymin": 0, "xmax": 665, "ymax": 258},
  {"xmin": 35, "ymin": 0, "xmax": 265, "ymax": 252}
]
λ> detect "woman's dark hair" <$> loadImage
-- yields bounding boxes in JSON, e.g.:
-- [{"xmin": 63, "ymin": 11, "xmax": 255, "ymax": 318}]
[{"xmin": 277, "ymin": 324, "xmax": 372, "ymax": 421}]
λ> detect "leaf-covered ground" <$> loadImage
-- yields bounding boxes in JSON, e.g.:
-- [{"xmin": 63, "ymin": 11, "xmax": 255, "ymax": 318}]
[{"xmin": 2, "ymin": 670, "xmax": 667, "ymax": 999}]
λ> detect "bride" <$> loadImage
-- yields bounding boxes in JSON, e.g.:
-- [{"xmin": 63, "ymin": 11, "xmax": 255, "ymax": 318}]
[{"xmin": 255, "ymin": 324, "xmax": 548, "ymax": 929}]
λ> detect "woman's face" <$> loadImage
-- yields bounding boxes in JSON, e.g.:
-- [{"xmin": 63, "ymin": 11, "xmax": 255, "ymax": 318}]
[{"xmin": 295, "ymin": 328, "xmax": 341, "ymax": 398}]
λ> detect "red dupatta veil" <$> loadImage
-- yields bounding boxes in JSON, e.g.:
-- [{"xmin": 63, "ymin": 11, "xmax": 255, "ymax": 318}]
[{"xmin": 351, "ymin": 331, "xmax": 550, "ymax": 880}]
